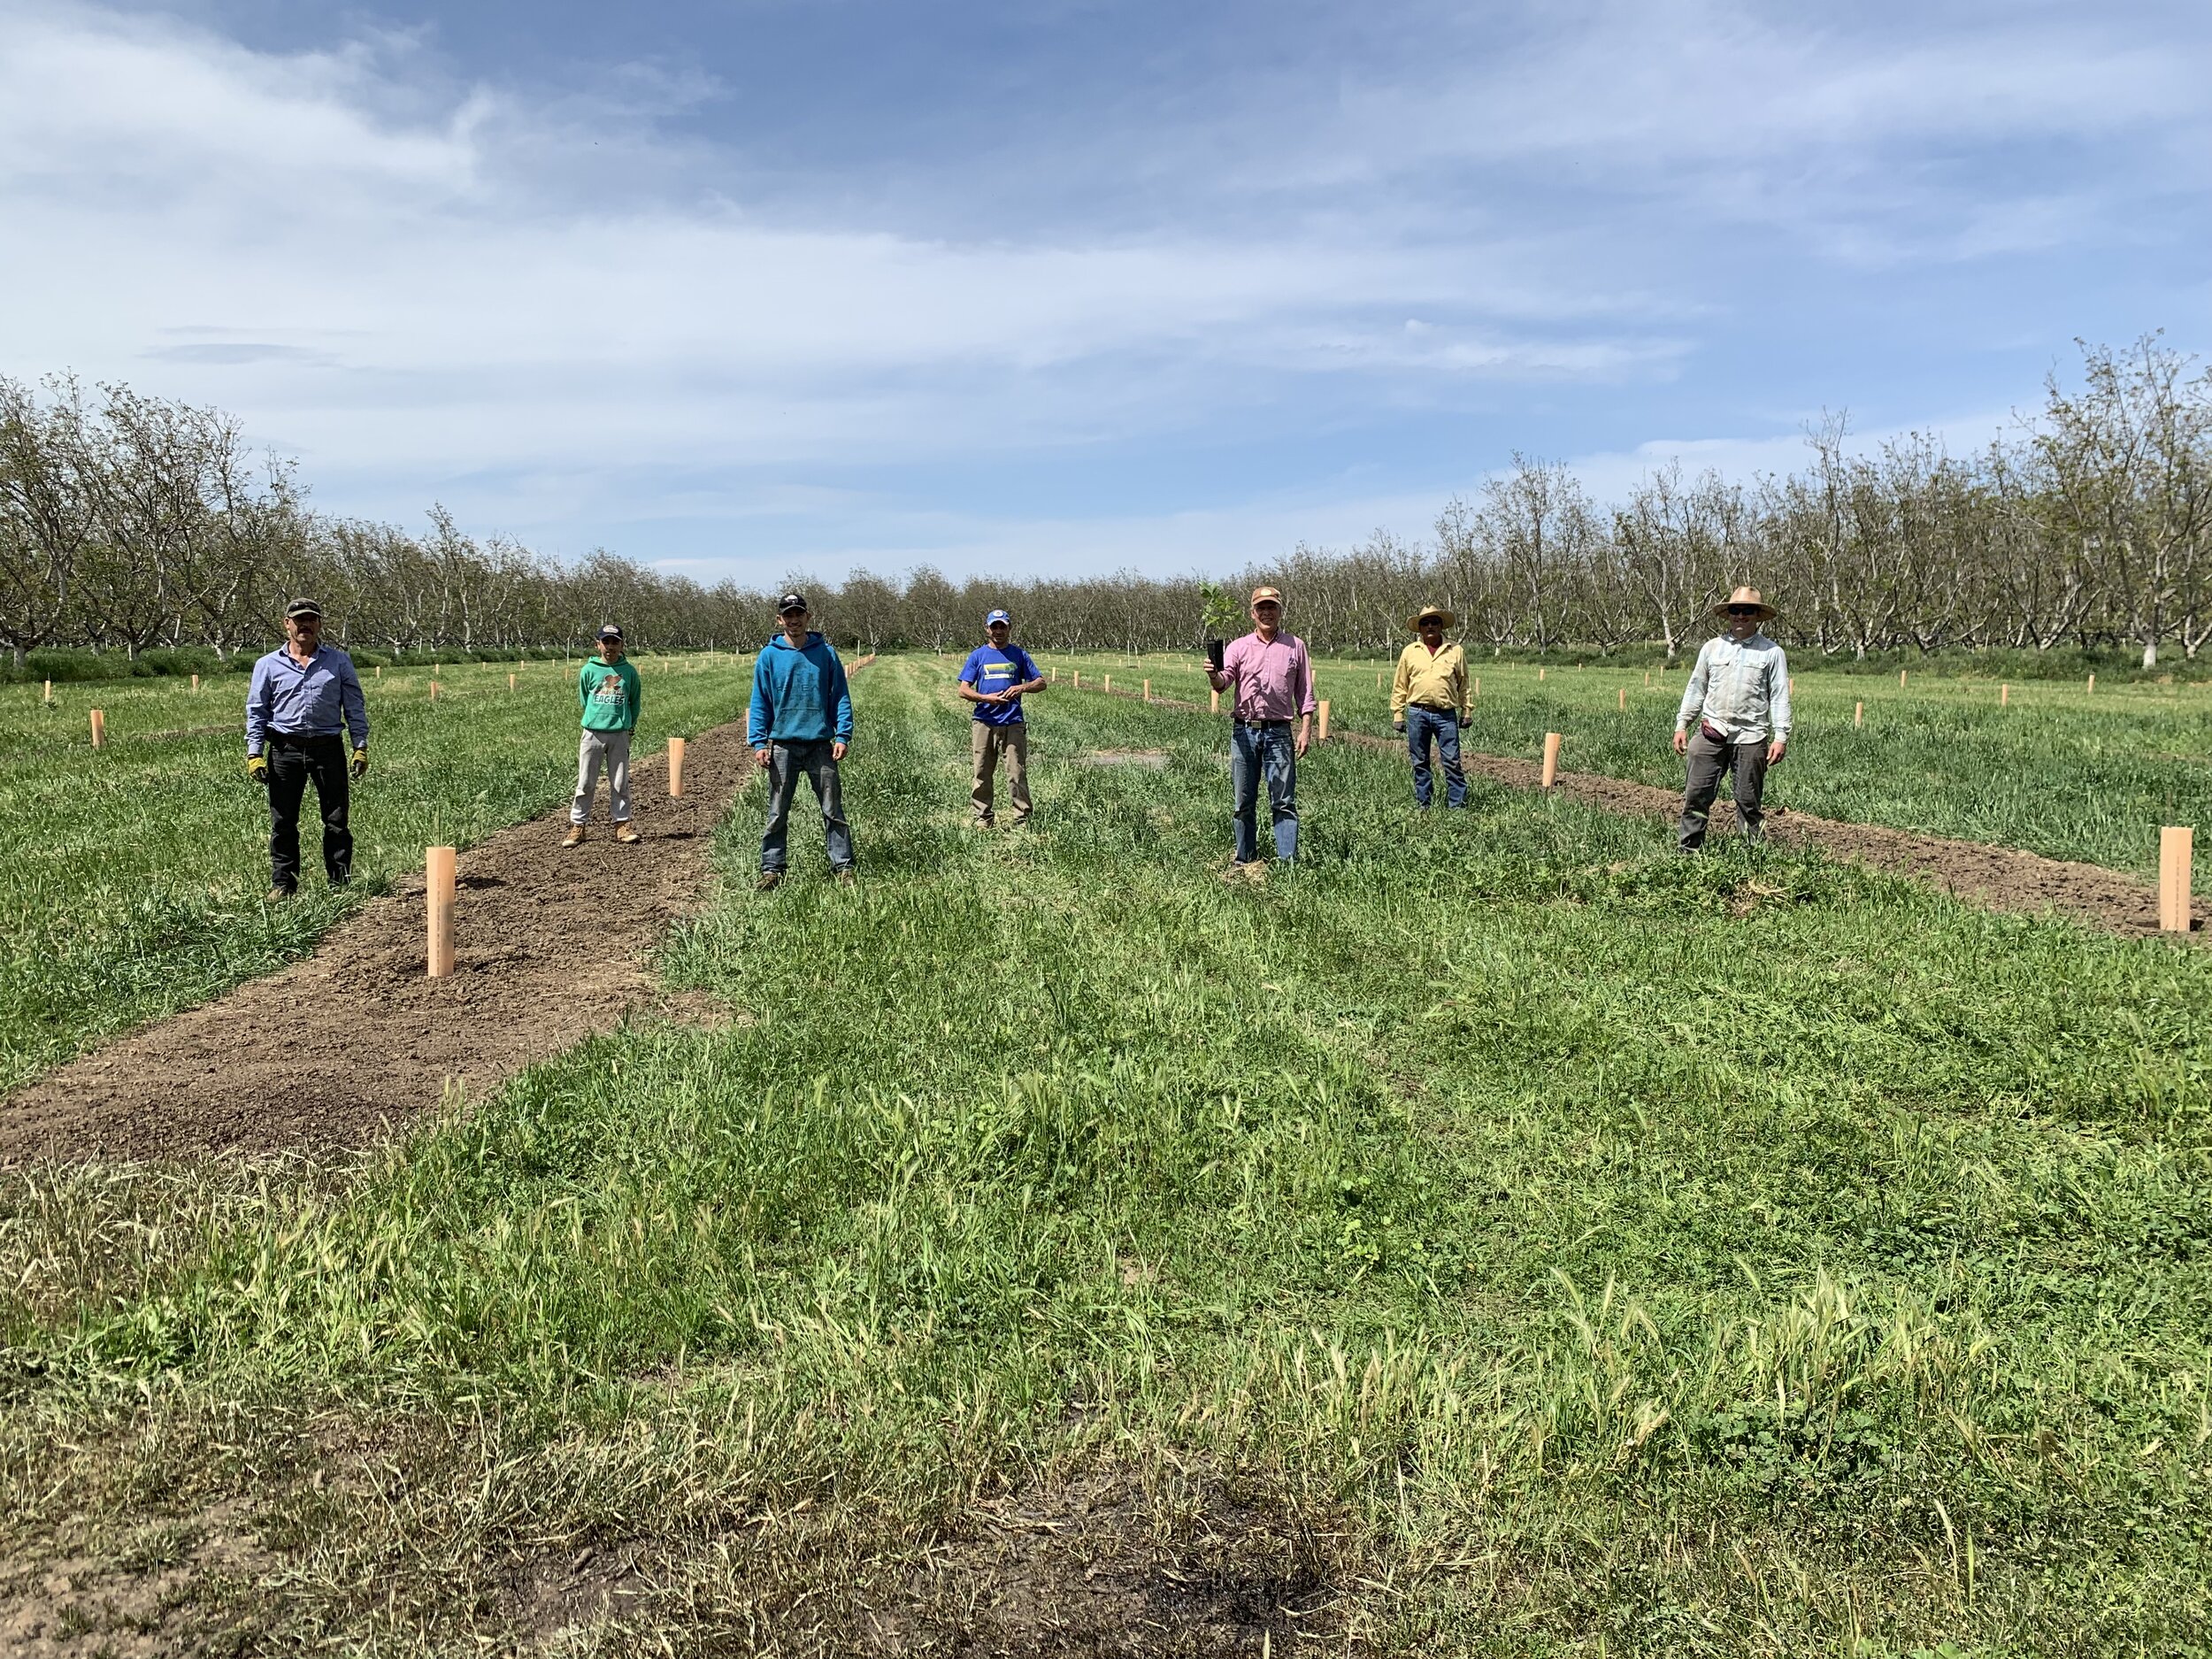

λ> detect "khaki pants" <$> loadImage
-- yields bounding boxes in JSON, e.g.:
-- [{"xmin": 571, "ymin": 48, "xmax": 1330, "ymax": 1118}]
[{"xmin": 971, "ymin": 722, "xmax": 1031, "ymax": 824}]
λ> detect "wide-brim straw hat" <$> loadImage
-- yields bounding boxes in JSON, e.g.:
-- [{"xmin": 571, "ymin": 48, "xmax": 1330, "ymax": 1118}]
[
  {"xmin": 1709, "ymin": 586, "xmax": 1778, "ymax": 621},
  {"xmin": 1407, "ymin": 605, "xmax": 1457, "ymax": 631}
]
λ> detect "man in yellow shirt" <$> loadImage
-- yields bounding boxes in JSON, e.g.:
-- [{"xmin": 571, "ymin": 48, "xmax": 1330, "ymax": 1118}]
[{"xmin": 1391, "ymin": 604, "xmax": 1471, "ymax": 808}]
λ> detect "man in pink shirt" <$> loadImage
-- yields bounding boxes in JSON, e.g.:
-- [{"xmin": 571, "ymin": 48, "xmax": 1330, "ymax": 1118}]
[{"xmin": 1203, "ymin": 586, "xmax": 1316, "ymax": 872}]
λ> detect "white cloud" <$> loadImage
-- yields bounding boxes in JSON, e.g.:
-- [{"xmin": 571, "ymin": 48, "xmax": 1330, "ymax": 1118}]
[
  {"xmin": 0, "ymin": 0, "xmax": 2200, "ymax": 578},
  {"xmin": 0, "ymin": 0, "xmax": 1665, "ymax": 496},
  {"xmin": 1560, "ymin": 405, "xmax": 2022, "ymax": 505},
  {"xmin": 1380, "ymin": 1, "xmax": 2201, "ymax": 166},
  {"xmin": 0, "ymin": 7, "xmax": 480, "ymax": 197},
  {"xmin": 1283, "ymin": 0, "xmax": 2212, "ymax": 265},
  {"xmin": 708, "ymin": 488, "xmax": 1460, "ymax": 588}
]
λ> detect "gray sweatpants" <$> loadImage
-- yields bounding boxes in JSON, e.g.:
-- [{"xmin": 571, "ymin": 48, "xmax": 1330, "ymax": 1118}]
[
  {"xmin": 1678, "ymin": 727, "xmax": 1769, "ymax": 849},
  {"xmin": 572, "ymin": 728, "xmax": 633, "ymax": 824}
]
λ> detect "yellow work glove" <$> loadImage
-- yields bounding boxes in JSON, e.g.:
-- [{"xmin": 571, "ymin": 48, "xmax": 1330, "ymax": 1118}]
[
  {"xmin": 350, "ymin": 749, "xmax": 369, "ymax": 780},
  {"xmin": 247, "ymin": 754, "xmax": 269, "ymax": 784}
]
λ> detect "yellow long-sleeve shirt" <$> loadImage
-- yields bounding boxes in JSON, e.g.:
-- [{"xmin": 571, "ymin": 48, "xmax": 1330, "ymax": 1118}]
[{"xmin": 1392, "ymin": 641, "xmax": 1468, "ymax": 720}]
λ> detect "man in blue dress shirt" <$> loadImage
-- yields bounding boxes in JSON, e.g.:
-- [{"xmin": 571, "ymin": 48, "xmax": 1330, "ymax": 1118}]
[{"xmin": 245, "ymin": 598, "xmax": 370, "ymax": 899}]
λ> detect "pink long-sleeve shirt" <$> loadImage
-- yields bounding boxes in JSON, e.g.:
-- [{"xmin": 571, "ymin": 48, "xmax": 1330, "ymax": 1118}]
[{"xmin": 1219, "ymin": 631, "xmax": 1317, "ymax": 722}]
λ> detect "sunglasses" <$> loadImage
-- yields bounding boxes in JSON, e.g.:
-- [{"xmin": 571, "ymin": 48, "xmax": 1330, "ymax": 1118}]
[{"xmin": 1726, "ymin": 605, "xmax": 1762, "ymax": 616}]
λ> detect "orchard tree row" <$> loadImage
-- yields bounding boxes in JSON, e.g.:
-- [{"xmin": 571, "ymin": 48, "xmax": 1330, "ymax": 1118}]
[
  {"xmin": 5, "ymin": 335, "xmax": 2210, "ymax": 668},
  {"xmin": 0, "ymin": 376, "xmax": 772, "ymax": 665}
]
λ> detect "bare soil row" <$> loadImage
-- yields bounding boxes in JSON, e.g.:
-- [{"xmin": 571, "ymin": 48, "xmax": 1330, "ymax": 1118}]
[
  {"xmin": 0, "ymin": 720, "xmax": 758, "ymax": 1164},
  {"xmin": 1120, "ymin": 684, "xmax": 2192, "ymax": 939}
]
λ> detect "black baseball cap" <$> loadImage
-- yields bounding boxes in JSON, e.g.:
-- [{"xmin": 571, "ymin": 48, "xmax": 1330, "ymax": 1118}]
[
  {"xmin": 778, "ymin": 592, "xmax": 809, "ymax": 614},
  {"xmin": 284, "ymin": 597, "xmax": 323, "ymax": 620},
  {"xmin": 597, "ymin": 623, "xmax": 623, "ymax": 640}
]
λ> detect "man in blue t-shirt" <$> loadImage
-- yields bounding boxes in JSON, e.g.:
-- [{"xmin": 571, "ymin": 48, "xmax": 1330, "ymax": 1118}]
[{"xmin": 956, "ymin": 608, "xmax": 1045, "ymax": 826}]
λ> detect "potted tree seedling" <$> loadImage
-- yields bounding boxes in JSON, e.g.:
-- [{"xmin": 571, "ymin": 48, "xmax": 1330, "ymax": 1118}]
[{"xmin": 1199, "ymin": 581, "xmax": 1240, "ymax": 672}]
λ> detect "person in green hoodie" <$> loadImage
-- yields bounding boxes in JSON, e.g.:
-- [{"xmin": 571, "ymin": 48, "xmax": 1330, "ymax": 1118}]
[
  {"xmin": 565, "ymin": 624, "xmax": 643, "ymax": 846},
  {"xmin": 749, "ymin": 593, "xmax": 854, "ymax": 889}
]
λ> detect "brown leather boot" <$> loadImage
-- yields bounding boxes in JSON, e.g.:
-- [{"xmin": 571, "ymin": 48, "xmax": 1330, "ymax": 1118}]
[
  {"xmin": 614, "ymin": 823, "xmax": 641, "ymax": 844},
  {"xmin": 562, "ymin": 826, "xmax": 587, "ymax": 848}
]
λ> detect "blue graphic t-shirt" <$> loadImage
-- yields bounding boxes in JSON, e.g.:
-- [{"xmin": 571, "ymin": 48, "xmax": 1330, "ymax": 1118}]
[{"xmin": 959, "ymin": 644, "xmax": 1041, "ymax": 726}]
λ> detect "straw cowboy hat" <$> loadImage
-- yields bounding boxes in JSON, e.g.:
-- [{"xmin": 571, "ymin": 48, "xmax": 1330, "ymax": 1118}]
[
  {"xmin": 1406, "ymin": 604, "xmax": 1458, "ymax": 631},
  {"xmin": 1709, "ymin": 586, "xmax": 1778, "ymax": 621}
]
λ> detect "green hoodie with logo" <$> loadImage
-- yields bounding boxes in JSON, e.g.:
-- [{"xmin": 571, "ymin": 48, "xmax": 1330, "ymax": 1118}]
[{"xmin": 578, "ymin": 657, "xmax": 641, "ymax": 733}]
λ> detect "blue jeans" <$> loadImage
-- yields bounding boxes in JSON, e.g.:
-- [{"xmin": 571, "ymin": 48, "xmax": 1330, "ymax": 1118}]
[
  {"xmin": 1231, "ymin": 721, "xmax": 1298, "ymax": 863},
  {"xmin": 760, "ymin": 739, "xmax": 854, "ymax": 872},
  {"xmin": 1404, "ymin": 706, "xmax": 1467, "ymax": 808}
]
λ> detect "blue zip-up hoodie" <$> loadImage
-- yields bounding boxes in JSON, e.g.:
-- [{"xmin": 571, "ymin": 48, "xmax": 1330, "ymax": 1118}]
[{"xmin": 749, "ymin": 631, "xmax": 854, "ymax": 747}]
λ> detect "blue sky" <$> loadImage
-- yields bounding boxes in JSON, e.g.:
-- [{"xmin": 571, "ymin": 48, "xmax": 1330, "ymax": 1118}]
[{"xmin": 2, "ymin": 0, "xmax": 2208, "ymax": 585}]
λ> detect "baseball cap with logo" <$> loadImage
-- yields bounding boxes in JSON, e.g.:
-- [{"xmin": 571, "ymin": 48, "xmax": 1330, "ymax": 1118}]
[
  {"xmin": 778, "ymin": 592, "xmax": 809, "ymax": 614},
  {"xmin": 1249, "ymin": 587, "xmax": 1284, "ymax": 607},
  {"xmin": 597, "ymin": 623, "xmax": 623, "ymax": 640},
  {"xmin": 284, "ymin": 597, "xmax": 323, "ymax": 620},
  {"xmin": 986, "ymin": 609, "xmax": 1011, "ymax": 626}
]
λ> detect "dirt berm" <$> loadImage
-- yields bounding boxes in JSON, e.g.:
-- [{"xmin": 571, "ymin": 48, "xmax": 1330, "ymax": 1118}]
[
  {"xmin": 1440, "ymin": 741, "xmax": 2186, "ymax": 938},
  {"xmin": 0, "ymin": 719, "xmax": 760, "ymax": 1164},
  {"xmin": 1113, "ymin": 686, "xmax": 2191, "ymax": 939}
]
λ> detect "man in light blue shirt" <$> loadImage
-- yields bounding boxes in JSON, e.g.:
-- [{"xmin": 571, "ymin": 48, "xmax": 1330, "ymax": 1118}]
[
  {"xmin": 245, "ymin": 598, "xmax": 369, "ymax": 897},
  {"xmin": 1673, "ymin": 587, "xmax": 1790, "ymax": 850}
]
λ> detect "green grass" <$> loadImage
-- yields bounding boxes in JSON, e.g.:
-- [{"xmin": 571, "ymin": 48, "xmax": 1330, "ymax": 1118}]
[
  {"xmin": 0, "ymin": 652, "xmax": 755, "ymax": 1092},
  {"xmin": 1, "ymin": 657, "xmax": 2207, "ymax": 1653},
  {"xmin": 1043, "ymin": 648, "xmax": 2212, "ymax": 878}
]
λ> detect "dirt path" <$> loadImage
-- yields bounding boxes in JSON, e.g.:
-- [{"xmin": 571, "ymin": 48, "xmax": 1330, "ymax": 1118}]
[
  {"xmin": 1423, "ymin": 740, "xmax": 2189, "ymax": 939},
  {"xmin": 1, "ymin": 720, "xmax": 763, "ymax": 1163},
  {"xmin": 1094, "ymin": 685, "xmax": 2192, "ymax": 939}
]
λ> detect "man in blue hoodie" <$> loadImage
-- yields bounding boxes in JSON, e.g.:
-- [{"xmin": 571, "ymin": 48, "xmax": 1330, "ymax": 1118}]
[{"xmin": 749, "ymin": 593, "xmax": 856, "ymax": 890}]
